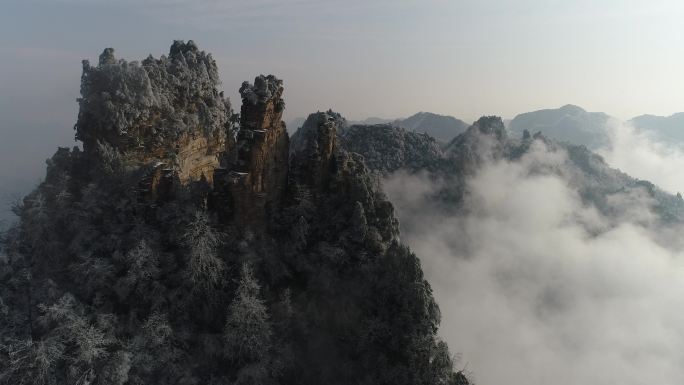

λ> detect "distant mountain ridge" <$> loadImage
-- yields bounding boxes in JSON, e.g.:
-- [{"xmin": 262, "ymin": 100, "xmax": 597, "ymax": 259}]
[
  {"xmin": 394, "ymin": 112, "xmax": 469, "ymax": 143},
  {"xmin": 338, "ymin": 123, "xmax": 444, "ymax": 174},
  {"xmin": 339, "ymin": 117, "xmax": 684, "ymax": 223},
  {"xmin": 294, "ymin": 106, "xmax": 684, "ymax": 149},
  {"xmin": 508, "ymin": 105, "xmax": 684, "ymax": 149},
  {"xmin": 630, "ymin": 112, "xmax": 684, "ymax": 143},
  {"xmin": 350, "ymin": 117, "xmax": 394, "ymax": 125},
  {"xmin": 508, "ymin": 104, "xmax": 612, "ymax": 149},
  {"xmin": 292, "ymin": 112, "xmax": 470, "ymax": 144}
]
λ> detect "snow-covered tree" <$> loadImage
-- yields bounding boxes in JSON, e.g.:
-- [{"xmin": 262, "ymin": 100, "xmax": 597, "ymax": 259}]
[
  {"xmin": 0, "ymin": 337, "xmax": 65, "ymax": 385},
  {"xmin": 114, "ymin": 240, "xmax": 160, "ymax": 301},
  {"xmin": 183, "ymin": 211, "xmax": 225, "ymax": 288},
  {"xmin": 224, "ymin": 264, "xmax": 272, "ymax": 364}
]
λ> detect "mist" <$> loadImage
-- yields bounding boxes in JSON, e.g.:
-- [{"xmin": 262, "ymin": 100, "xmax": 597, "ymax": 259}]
[
  {"xmin": 384, "ymin": 142, "xmax": 684, "ymax": 385},
  {"xmin": 598, "ymin": 119, "xmax": 684, "ymax": 195}
]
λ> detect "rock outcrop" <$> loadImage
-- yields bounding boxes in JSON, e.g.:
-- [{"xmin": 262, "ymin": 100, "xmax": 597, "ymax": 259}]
[
  {"xmin": 289, "ymin": 111, "xmax": 343, "ymax": 192},
  {"xmin": 444, "ymin": 116, "xmax": 509, "ymax": 171},
  {"xmin": 213, "ymin": 75, "xmax": 289, "ymax": 226},
  {"xmin": 75, "ymin": 40, "xmax": 234, "ymax": 185}
]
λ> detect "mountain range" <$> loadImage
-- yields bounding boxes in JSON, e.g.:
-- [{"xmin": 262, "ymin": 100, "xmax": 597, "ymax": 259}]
[
  {"xmin": 290, "ymin": 112, "xmax": 469, "ymax": 144},
  {"xmin": 294, "ymin": 105, "xmax": 684, "ymax": 151},
  {"xmin": 507, "ymin": 104, "xmax": 612, "ymax": 149},
  {"xmin": 2, "ymin": 40, "xmax": 684, "ymax": 385},
  {"xmin": 630, "ymin": 112, "xmax": 684, "ymax": 142}
]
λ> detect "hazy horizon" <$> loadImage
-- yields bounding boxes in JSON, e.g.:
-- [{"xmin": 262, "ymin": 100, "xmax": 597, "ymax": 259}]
[
  {"xmin": 4, "ymin": 1, "xmax": 684, "ymax": 121},
  {"xmin": 3, "ymin": 1, "xmax": 684, "ymax": 198}
]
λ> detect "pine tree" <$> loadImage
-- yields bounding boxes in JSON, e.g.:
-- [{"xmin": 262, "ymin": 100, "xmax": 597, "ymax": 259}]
[
  {"xmin": 183, "ymin": 212, "xmax": 224, "ymax": 288},
  {"xmin": 224, "ymin": 264, "xmax": 272, "ymax": 364}
]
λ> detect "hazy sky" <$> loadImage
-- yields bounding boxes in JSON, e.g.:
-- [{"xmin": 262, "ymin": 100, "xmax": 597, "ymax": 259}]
[{"xmin": 1, "ymin": 0, "xmax": 684, "ymax": 202}]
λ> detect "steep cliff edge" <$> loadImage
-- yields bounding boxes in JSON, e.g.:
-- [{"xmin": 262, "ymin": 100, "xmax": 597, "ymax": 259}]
[{"xmin": 0, "ymin": 42, "xmax": 469, "ymax": 385}]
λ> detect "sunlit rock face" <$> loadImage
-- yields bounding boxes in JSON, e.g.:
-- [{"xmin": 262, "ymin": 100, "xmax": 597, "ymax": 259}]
[{"xmin": 74, "ymin": 40, "xmax": 234, "ymax": 185}]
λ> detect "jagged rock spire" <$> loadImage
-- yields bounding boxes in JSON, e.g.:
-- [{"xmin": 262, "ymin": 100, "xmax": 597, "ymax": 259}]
[
  {"xmin": 214, "ymin": 75, "xmax": 289, "ymax": 226},
  {"xmin": 289, "ymin": 110, "xmax": 345, "ymax": 191},
  {"xmin": 471, "ymin": 115, "xmax": 507, "ymax": 140}
]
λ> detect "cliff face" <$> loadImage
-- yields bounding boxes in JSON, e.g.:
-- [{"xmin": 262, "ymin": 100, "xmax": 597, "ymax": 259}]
[
  {"xmin": 289, "ymin": 111, "xmax": 343, "ymax": 192},
  {"xmin": 0, "ymin": 42, "xmax": 468, "ymax": 385},
  {"xmin": 216, "ymin": 75, "xmax": 289, "ymax": 226},
  {"xmin": 75, "ymin": 40, "xmax": 233, "ymax": 185}
]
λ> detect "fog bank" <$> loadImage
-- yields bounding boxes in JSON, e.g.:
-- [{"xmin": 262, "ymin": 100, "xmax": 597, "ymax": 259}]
[
  {"xmin": 599, "ymin": 119, "xmax": 684, "ymax": 195},
  {"xmin": 385, "ymin": 143, "xmax": 684, "ymax": 385}
]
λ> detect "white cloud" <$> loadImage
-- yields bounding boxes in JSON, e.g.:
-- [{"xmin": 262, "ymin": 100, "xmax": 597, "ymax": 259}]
[
  {"xmin": 599, "ymin": 119, "xmax": 684, "ymax": 195},
  {"xmin": 384, "ymin": 142, "xmax": 684, "ymax": 385}
]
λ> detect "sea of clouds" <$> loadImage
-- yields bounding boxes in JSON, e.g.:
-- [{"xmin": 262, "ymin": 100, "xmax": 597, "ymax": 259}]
[{"xmin": 384, "ymin": 136, "xmax": 684, "ymax": 385}]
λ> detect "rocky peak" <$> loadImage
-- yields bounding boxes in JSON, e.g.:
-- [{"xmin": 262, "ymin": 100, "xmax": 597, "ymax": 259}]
[
  {"xmin": 169, "ymin": 39, "xmax": 200, "ymax": 57},
  {"xmin": 214, "ymin": 75, "xmax": 289, "ymax": 226},
  {"xmin": 75, "ymin": 40, "xmax": 232, "ymax": 184},
  {"xmin": 443, "ymin": 116, "xmax": 509, "ymax": 173},
  {"xmin": 235, "ymin": 75, "xmax": 287, "ymax": 173},
  {"xmin": 98, "ymin": 47, "xmax": 116, "ymax": 66},
  {"xmin": 239, "ymin": 74, "xmax": 285, "ymax": 110},
  {"xmin": 289, "ymin": 111, "xmax": 344, "ymax": 191},
  {"xmin": 471, "ymin": 115, "xmax": 507, "ymax": 140},
  {"xmin": 290, "ymin": 110, "xmax": 344, "ymax": 154}
]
